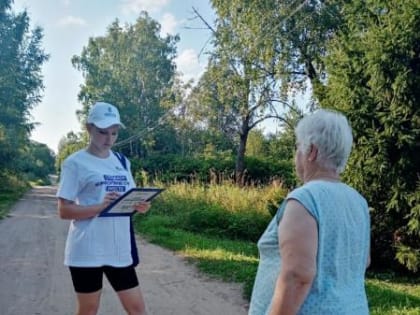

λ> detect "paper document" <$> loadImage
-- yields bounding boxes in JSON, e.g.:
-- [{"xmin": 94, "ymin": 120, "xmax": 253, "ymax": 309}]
[{"xmin": 99, "ymin": 187, "xmax": 164, "ymax": 217}]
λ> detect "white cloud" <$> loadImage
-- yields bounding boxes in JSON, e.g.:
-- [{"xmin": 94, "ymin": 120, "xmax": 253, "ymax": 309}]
[
  {"xmin": 57, "ymin": 16, "xmax": 87, "ymax": 27},
  {"xmin": 61, "ymin": 0, "xmax": 71, "ymax": 7},
  {"xmin": 160, "ymin": 13, "xmax": 179, "ymax": 36},
  {"xmin": 175, "ymin": 49, "xmax": 206, "ymax": 83},
  {"xmin": 120, "ymin": 0, "xmax": 170, "ymax": 15}
]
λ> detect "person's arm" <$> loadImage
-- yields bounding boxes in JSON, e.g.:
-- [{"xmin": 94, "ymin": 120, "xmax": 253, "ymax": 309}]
[
  {"xmin": 58, "ymin": 191, "xmax": 120, "ymax": 220},
  {"xmin": 366, "ymin": 243, "xmax": 371, "ymax": 269},
  {"xmin": 366, "ymin": 211, "xmax": 371, "ymax": 269},
  {"xmin": 268, "ymin": 199, "xmax": 318, "ymax": 315}
]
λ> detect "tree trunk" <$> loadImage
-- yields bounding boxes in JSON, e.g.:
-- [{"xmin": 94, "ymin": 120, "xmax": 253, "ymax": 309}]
[{"xmin": 235, "ymin": 124, "xmax": 249, "ymax": 186}]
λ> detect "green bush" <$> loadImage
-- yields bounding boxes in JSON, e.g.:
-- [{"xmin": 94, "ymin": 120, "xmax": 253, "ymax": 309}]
[
  {"xmin": 0, "ymin": 171, "xmax": 30, "ymax": 218},
  {"xmin": 243, "ymin": 156, "xmax": 296, "ymax": 187},
  {"xmin": 132, "ymin": 153, "xmax": 296, "ymax": 187}
]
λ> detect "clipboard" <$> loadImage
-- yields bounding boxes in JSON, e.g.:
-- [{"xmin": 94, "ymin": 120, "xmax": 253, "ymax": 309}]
[{"xmin": 99, "ymin": 187, "xmax": 164, "ymax": 217}]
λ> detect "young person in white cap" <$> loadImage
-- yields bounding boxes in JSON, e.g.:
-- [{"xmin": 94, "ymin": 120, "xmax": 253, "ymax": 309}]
[{"xmin": 57, "ymin": 101, "xmax": 149, "ymax": 315}]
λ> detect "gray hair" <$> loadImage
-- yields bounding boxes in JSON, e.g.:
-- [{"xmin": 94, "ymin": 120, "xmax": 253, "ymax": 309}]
[{"xmin": 295, "ymin": 109, "xmax": 353, "ymax": 173}]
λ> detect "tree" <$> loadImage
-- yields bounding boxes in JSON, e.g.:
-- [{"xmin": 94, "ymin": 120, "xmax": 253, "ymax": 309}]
[
  {"xmin": 55, "ymin": 131, "xmax": 86, "ymax": 173},
  {"xmin": 265, "ymin": 107, "xmax": 302, "ymax": 163},
  {"xmin": 186, "ymin": 63, "xmax": 243, "ymax": 155},
  {"xmin": 323, "ymin": 0, "xmax": 420, "ymax": 272},
  {"xmin": 19, "ymin": 141, "xmax": 55, "ymax": 181},
  {"xmin": 189, "ymin": 6, "xmax": 302, "ymax": 185},
  {"xmin": 71, "ymin": 12, "xmax": 179, "ymax": 158},
  {"xmin": 0, "ymin": 0, "xmax": 49, "ymax": 173},
  {"xmin": 156, "ymin": 75, "xmax": 233, "ymax": 158},
  {"xmin": 189, "ymin": 0, "xmax": 343, "ymax": 184},
  {"xmin": 246, "ymin": 129, "xmax": 267, "ymax": 159},
  {"xmin": 209, "ymin": 0, "xmax": 344, "ymax": 103}
]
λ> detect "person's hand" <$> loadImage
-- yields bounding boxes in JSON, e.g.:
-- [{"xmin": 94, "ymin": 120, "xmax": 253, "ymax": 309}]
[
  {"xmin": 102, "ymin": 192, "xmax": 121, "ymax": 208},
  {"xmin": 133, "ymin": 201, "xmax": 151, "ymax": 214}
]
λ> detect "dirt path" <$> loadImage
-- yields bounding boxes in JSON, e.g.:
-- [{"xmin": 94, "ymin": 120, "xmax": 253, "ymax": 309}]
[{"xmin": 0, "ymin": 186, "xmax": 249, "ymax": 315}]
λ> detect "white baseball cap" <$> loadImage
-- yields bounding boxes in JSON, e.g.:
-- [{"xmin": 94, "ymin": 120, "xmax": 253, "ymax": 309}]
[{"xmin": 87, "ymin": 102, "xmax": 125, "ymax": 128}]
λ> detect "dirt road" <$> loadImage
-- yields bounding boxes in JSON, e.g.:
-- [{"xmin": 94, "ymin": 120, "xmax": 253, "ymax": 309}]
[{"xmin": 0, "ymin": 186, "xmax": 249, "ymax": 315}]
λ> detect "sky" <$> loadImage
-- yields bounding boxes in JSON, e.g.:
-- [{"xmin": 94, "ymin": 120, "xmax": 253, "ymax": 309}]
[{"xmin": 12, "ymin": 0, "xmax": 217, "ymax": 153}]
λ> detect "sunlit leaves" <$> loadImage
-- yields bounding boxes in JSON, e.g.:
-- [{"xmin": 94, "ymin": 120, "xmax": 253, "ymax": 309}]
[
  {"xmin": 324, "ymin": 0, "xmax": 420, "ymax": 272},
  {"xmin": 0, "ymin": 0, "xmax": 49, "ymax": 172},
  {"xmin": 71, "ymin": 12, "xmax": 179, "ymax": 157}
]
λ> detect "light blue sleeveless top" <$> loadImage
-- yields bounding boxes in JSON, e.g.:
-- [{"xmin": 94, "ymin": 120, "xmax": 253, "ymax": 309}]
[{"xmin": 248, "ymin": 180, "xmax": 370, "ymax": 315}]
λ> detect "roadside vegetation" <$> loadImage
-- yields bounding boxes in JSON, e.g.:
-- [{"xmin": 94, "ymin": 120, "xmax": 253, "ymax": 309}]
[
  {"xmin": 0, "ymin": 142, "xmax": 55, "ymax": 219},
  {"xmin": 0, "ymin": 173, "xmax": 30, "ymax": 219}
]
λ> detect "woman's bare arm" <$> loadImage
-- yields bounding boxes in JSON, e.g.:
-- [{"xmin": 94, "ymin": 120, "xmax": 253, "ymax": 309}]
[{"xmin": 269, "ymin": 199, "xmax": 318, "ymax": 315}]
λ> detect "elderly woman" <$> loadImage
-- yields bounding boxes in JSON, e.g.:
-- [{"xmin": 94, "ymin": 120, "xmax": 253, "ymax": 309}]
[{"xmin": 249, "ymin": 109, "xmax": 371, "ymax": 315}]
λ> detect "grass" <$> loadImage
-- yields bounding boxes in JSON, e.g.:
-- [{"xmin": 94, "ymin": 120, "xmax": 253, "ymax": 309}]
[
  {"xmin": 366, "ymin": 273, "xmax": 420, "ymax": 315},
  {"xmin": 134, "ymin": 214, "xmax": 259, "ymax": 298},
  {"xmin": 136, "ymin": 215, "xmax": 420, "ymax": 313},
  {"xmin": 160, "ymin": 180, "xmax": 286, "ymax": 214},
  {"xmin": 0, "ymin": 192, "xmax": 19, "ymax": 218},
  {"xmin": 0, "ymin": 173, "xmax": 30, "ymax": 219}
]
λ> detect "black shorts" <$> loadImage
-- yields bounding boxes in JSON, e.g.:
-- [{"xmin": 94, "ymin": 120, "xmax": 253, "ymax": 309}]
[{"xmin": 69, "ymin": 265, "xmax": 139, "ymax": 293}]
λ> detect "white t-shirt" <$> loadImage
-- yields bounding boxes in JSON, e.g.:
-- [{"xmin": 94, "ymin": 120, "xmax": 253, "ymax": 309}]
[{"xmin": 57, "ymin": 149, "xmax": 137, "ymax": 267}]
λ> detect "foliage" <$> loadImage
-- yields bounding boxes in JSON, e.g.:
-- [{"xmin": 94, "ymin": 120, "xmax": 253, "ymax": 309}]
[
  {"xmin": 188, "ymin": 0, "xmax": 341, "ymax": 184},
  {"xmin": 19, "ymin": 141, "xmax": 55, "ymax": 183},
  {"xmin": 159, "ymin": 76, "xmax": 234, "ymax": 157},
  {"xmin": 323, "ymin": 0, "xmax": 420, "ymax": 272},
  {"xmin": 55, "ymin": 131, "xmax": 86, "ymax": 173},
  {"xmin": 210, "ymin": 0, "xmax": 344, "ymax": 105},
  {"xmin": 0, "ymin": 0, "xmax": 49, "ymax": 174},
  {"xmin": 71, "ymin": 12, "xmax": 179, "ymax": 158},
  {"xmin": 0, "ymin": 171, "xmax": 30, "ymax": 218},
  {"xmin": 188, "ymin": 1, "xmax": 313, "ymax": 184},
  {"xmin": 137, "ymin": 181, "xmax": 288, "ymax": 242},
  {"xmin": 245, "ymin": 130, "xmax": 267, "ymax": 158},
  {"xmin": 242, "ymin": 156, "xmax": 295, "ymax": 188},
  {"xmin": 132, "ymin": 153, "xmax": 295, "ymax": 187},
  {"xmin": 264, "ymin": 108, "xmax": 302, "ymax": 162}
]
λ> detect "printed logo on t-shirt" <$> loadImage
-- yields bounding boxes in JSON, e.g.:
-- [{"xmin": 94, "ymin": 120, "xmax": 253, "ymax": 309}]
[
  {"xmin": 95, "ymin": 174, "xmax": 130, "ymax": 192},
  {"xmin": 108, "ymin": 186, "xmax": 126, "ymax": 192}
]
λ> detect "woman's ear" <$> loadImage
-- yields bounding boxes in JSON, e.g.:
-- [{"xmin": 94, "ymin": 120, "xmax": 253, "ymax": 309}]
[{"xmin": 308, "ymin": 144, "xmax": 318, "ymax": 162}]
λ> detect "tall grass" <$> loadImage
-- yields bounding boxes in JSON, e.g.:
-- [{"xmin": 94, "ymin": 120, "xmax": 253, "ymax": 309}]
[
  {"xmin": 165, "ymin": 180, "xmax": 283, "ymax": 213},
  {"xmin": 0, "ymin": 171, "xmax": 30, "ymax": 218},
  {"xmin": 143, "ymin": 180, "xmax": 288, "ymax": 242}
]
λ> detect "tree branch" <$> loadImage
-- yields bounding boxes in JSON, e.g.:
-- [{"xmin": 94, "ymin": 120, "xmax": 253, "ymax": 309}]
[
  {"xmin": 249, "ymin": 114, "xmax": 294, "ymax": 130},
  {"xmin": 191, "ymin": 6, "xmax": 216, "ymax": 34}
]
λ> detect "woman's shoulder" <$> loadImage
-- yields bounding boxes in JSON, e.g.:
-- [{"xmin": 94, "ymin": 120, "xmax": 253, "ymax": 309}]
[
  {"xmin": 288, "ymin": 181, "xmax": 321, "ymax": 196},
  {"xmin": 288, "ymin": 181, "xmax": 355, "ymax": 202},
  {"xmin": 291, "ymin": 181, "xmax": 367, "ymax": 207},
  {"xmin": 62, "ymin": 149, "xmax": 89, "ymax": 166}
]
